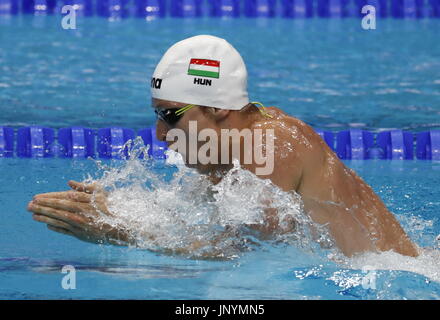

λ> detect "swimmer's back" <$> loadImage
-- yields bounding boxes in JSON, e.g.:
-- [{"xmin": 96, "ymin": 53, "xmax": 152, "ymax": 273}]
[{"xmin": 252, "ymin": 106, "xmax": 419, "ymax": 257}]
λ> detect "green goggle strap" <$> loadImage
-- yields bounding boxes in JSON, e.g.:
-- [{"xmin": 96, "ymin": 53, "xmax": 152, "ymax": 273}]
[
  {"xmin": 251, "ymin": 101, "xmax": 273, "ymax": 118},
  {"xmin": 175, "ymin": 104, "xmax": 195, "ymax": 116}
]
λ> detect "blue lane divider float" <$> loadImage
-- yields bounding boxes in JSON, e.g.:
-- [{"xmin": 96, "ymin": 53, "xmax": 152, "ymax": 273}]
[
  {"xmin": 170, "ymin": 0, "xmax": 203, "ymax": 17},
  {"xmin": 17, "ymin": 126, "xmax": 55, "ymax": 157},
  {"xmin": 97, "ymin": 0, "xmax": 136, "ymax": 19},
  {"xmin": 376, "ymin": 130, "xmax": 413, "ymax": 160},
  {"xmin": 281, "ymin": 0, "xmax": 314, "ymax": 18},
  {"xmin": 336, "ymin": 129, "xmax": 375, "ymax": 160},
  {"xmin": 97, "ymin": 127, "xmax": 135, "ymax": 159},
  {"xmin": 0, "ymin": 0, "xmax": 19, "ymax": 15},
  {"xmin": 58, "ymin": 127, "xmax": 95, "ymax": 158},
  {"xmin": 316, "ymin": 0, "xmax": 362, "ymax": 18},
  {"xmin": 428, "ymin": 0, "xmax": 440, "ymax": 17},
  {"xmin": 210, "ymin": 0, "xmax": 240, "ymax": 17},
  {"xmin": 1, "ymin": 126, "xmax": 440, "ymax": 160},
  {"xmin": 402, "ymin": 0, "xmax": 418, "ymax": 18},
  {"xmin": 0, "ymin": 126, "xmax": 14, "ymax": 157},
  {"xmin": 22, "ymin": 0, "xmax": 52, "ymax": 14},
  {"xmin": 417, "ymin": 130, "xmax": 440, "ymax": 160},
  {"xmin": 135, "ymin": 0, "xmax": 165, "ymax": 19},
  {"xmin": 138, "ymin": 127, "xmax": 168, "ymax": 159},
  {"xmin": 317, "ymin": 0, "xmax": 342, "ymax": 17},
  {"xmin": 362, "ymin": 0, "xmax": 388, "ymax": 17},
  {"xmin": 390, "ymin": 0, "xmax": 421, "ymax": 18},
  {"xmin": 63, "ymin": 0, "xmax": 93, "ymax": 16},
  {"xmin": 244, "ymin": 0, "xmax": 277, "ymax": 17},
  {"xmin": 390, "ymin": 0, "xmax": 435, "ymax": 18},
  {"xmin": 2, "ymin": 0, "xmax": 440, "ymax": 18},
  {"xmin": 22, "ymin": 0, "xmax": 34, "ymax": 14}
]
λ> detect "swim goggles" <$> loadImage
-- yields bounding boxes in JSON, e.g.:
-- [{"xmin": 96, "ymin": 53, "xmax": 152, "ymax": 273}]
[
  {"xmin": 155, "ymin": 101, "xmax": 272, "ymax": 126},
  {"xmin": 154, "ymin": 104, "xmax": 195, "ymax": 126}
]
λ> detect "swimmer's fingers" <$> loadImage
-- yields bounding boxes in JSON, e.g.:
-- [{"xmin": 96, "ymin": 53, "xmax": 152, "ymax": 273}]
[
  {"xmin": 67, "ymin": 191, "xmax": 92, "ymax": 203},
  {"xmin": 67, "ymin": 181, "xmax": 111, "ymax": 216},
  {"xmin": 27, "ymin": 202, "xmax": 90, "ymax": 228},
  {"xmin": 33, "ymin": 214, "xmax": 74, "ymax": 231},
  {"xmin": 34, "ymin": 191, "xmax": 93, "ymax": 203},
  {"xmin": 68, "ymin": 180, "xmax": 105, "ymax": 195},
  {"xmin": 91, "ymin": 193, "xmax": 114, "ymax": 217},
  {"xmin": 35, "ymin": 191, "xmax": 92, "ymax": 203},
  {"xmin": 34, "ymin": 214, "xmax": 82, "ymax": 239},
  {"xmin": 33, "ymin": 191, "xmax": 72, "ymax": 200},
  {"xmin": 34, "ymin": 196, "xmax": 112, "ymax": 217},
  {"xmin": 47, "ymin": 225, "xmax": 75, "ymax": 237},
  {"xmin": 32, "ymin": 198, "xmax": 92, "ymax": 214},
  {"xmin": 29, "ymin": 203, "xmax": 124, "ymax": 245},
  {"xmin": 40, "ymin": 216, "xmax": 105, "ymax": 243}
]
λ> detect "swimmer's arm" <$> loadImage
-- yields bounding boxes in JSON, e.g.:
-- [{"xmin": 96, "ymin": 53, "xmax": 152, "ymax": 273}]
[
  {"xmin": 27, "ymin": 181, "xmax": 241, "ymax": 258},
  {"xmin": 242, "ymin": 121, "xmax": 305, "ymax": 236},
  {"xmin": 26, "ymin": 181, "xmax": 287, "ymax": 258},
  {"xmin": 27, "ymin": 190, "xmax": 219, "ymax": 256}
]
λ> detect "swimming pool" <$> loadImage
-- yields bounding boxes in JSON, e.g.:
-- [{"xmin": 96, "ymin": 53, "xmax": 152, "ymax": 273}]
[
  {"xmin": 2, "ymin": 16, "xmax": 439, "ymax": 131},
  {"xmin": 1, "ymin": 14, "xmax": 440, "ymax": 300},
  {"xmin": 1, "ymin": 157, "xmax": 440, "ymax": 299}
]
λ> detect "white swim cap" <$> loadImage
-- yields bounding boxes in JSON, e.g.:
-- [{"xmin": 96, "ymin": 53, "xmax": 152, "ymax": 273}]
[{"xmin": 150, "ymin": 35, "xmax": 250, "ymax": 110}]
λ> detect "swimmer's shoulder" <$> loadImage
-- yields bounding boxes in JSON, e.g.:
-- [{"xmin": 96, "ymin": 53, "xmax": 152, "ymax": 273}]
[
  {"xmin": 265, "ymin": 106, "xmax": 332, "ymax": 146},
  {"xmin": 255, "ymin": 106, "xmax": 319, "ymax": 141},
  {"xmin": 250, "ymin": 107, "xmax": 320, "ymax": 165},
  {"xmin": 254, "ymin": 106, "xmax": 330, "ymax": 166}
]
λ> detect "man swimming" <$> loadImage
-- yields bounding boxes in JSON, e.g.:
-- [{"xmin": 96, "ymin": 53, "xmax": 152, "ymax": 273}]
[{"xmin": 27, "ymin": 35, "xmax": 419, "ymax": 258}]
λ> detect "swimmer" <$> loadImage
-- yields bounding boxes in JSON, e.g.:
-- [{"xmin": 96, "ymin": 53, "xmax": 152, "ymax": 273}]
[{"xmin": 27, "ymin": 35, "xmax": 419, "ymax": 258}]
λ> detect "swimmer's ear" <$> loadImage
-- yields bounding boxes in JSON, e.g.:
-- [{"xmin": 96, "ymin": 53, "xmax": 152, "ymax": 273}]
[{"xmin": 204, "ymin": 107, "xmax": 230, "ymax": 122}]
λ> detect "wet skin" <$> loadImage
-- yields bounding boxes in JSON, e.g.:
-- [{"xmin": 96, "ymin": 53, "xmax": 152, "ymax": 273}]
[
  {"xmin": 259, "ymin": 108, "xmax": 419, "ymax": 257},
  {"xmin": 27, "ymin": 98, "xmax": 419, "ymax": 258},
  {"xmin": 153, "ymin": 99, "xmax": 419, "ymax": 257}
]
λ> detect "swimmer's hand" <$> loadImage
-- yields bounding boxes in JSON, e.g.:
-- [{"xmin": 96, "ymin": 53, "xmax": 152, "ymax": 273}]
[{"xmin": 27, "ymin": 180, "xmax": 131, "ymax": 246}]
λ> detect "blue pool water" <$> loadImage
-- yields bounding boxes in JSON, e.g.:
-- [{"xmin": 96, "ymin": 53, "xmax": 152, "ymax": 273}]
[
  {"xmin": 1, "ymin": 157, "xmax": 440, "ymax": 299},
  {"xmin": 1, "ymin": 16, "xmax": 440, "ymax": 299},
  {"xmin": 1, "ymin": 16, "xmax": 440, "ymax": 131}
]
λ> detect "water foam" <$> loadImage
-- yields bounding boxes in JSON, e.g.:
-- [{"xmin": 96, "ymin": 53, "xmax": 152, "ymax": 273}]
[
  {"xmin": 82, "ymin": 138, "xmax": 440, "ymax": 285},
  {"xmin": 341, "ymin": 211, "xmax": 440, "ymax": 283},
  {"xmin": 83, "ymin": 138, "xmax": 334, "ymax": 260},
  {"xmin": 346, "ymin": 248, "xmax": 440, "ymax": 283}
]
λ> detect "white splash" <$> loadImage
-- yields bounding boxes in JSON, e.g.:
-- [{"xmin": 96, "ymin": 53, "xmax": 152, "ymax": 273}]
[
  {"xmin": 346, "ymin": 247, "xmax": 440, "ymax": 283},
  {"xmin": 342, "ymin": 211, "xmax": 440, "ymax": 283},
  {"xmin": 84, "ymin": 138, "xmax": 333, "ymax": 260},
  {"xmin": 83, "ymin": 138, "xmax": 440, "ymax": 286}
]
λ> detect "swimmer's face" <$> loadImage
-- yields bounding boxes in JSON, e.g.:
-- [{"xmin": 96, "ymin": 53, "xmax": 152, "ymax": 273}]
[{"xmin": 152, "ymin": 98, "xmax": 229, "ymax": 172}]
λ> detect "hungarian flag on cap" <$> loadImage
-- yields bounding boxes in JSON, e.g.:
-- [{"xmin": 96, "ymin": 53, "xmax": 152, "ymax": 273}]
[{"xmin": 187, "ymin": 58, "xmax": 220, "ymax": 79}]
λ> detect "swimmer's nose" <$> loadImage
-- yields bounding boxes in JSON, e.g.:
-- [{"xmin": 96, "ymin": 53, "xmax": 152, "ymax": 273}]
[{"xmin": 156, "ymin": 120, "xmax": 168, "ymax": 142}]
